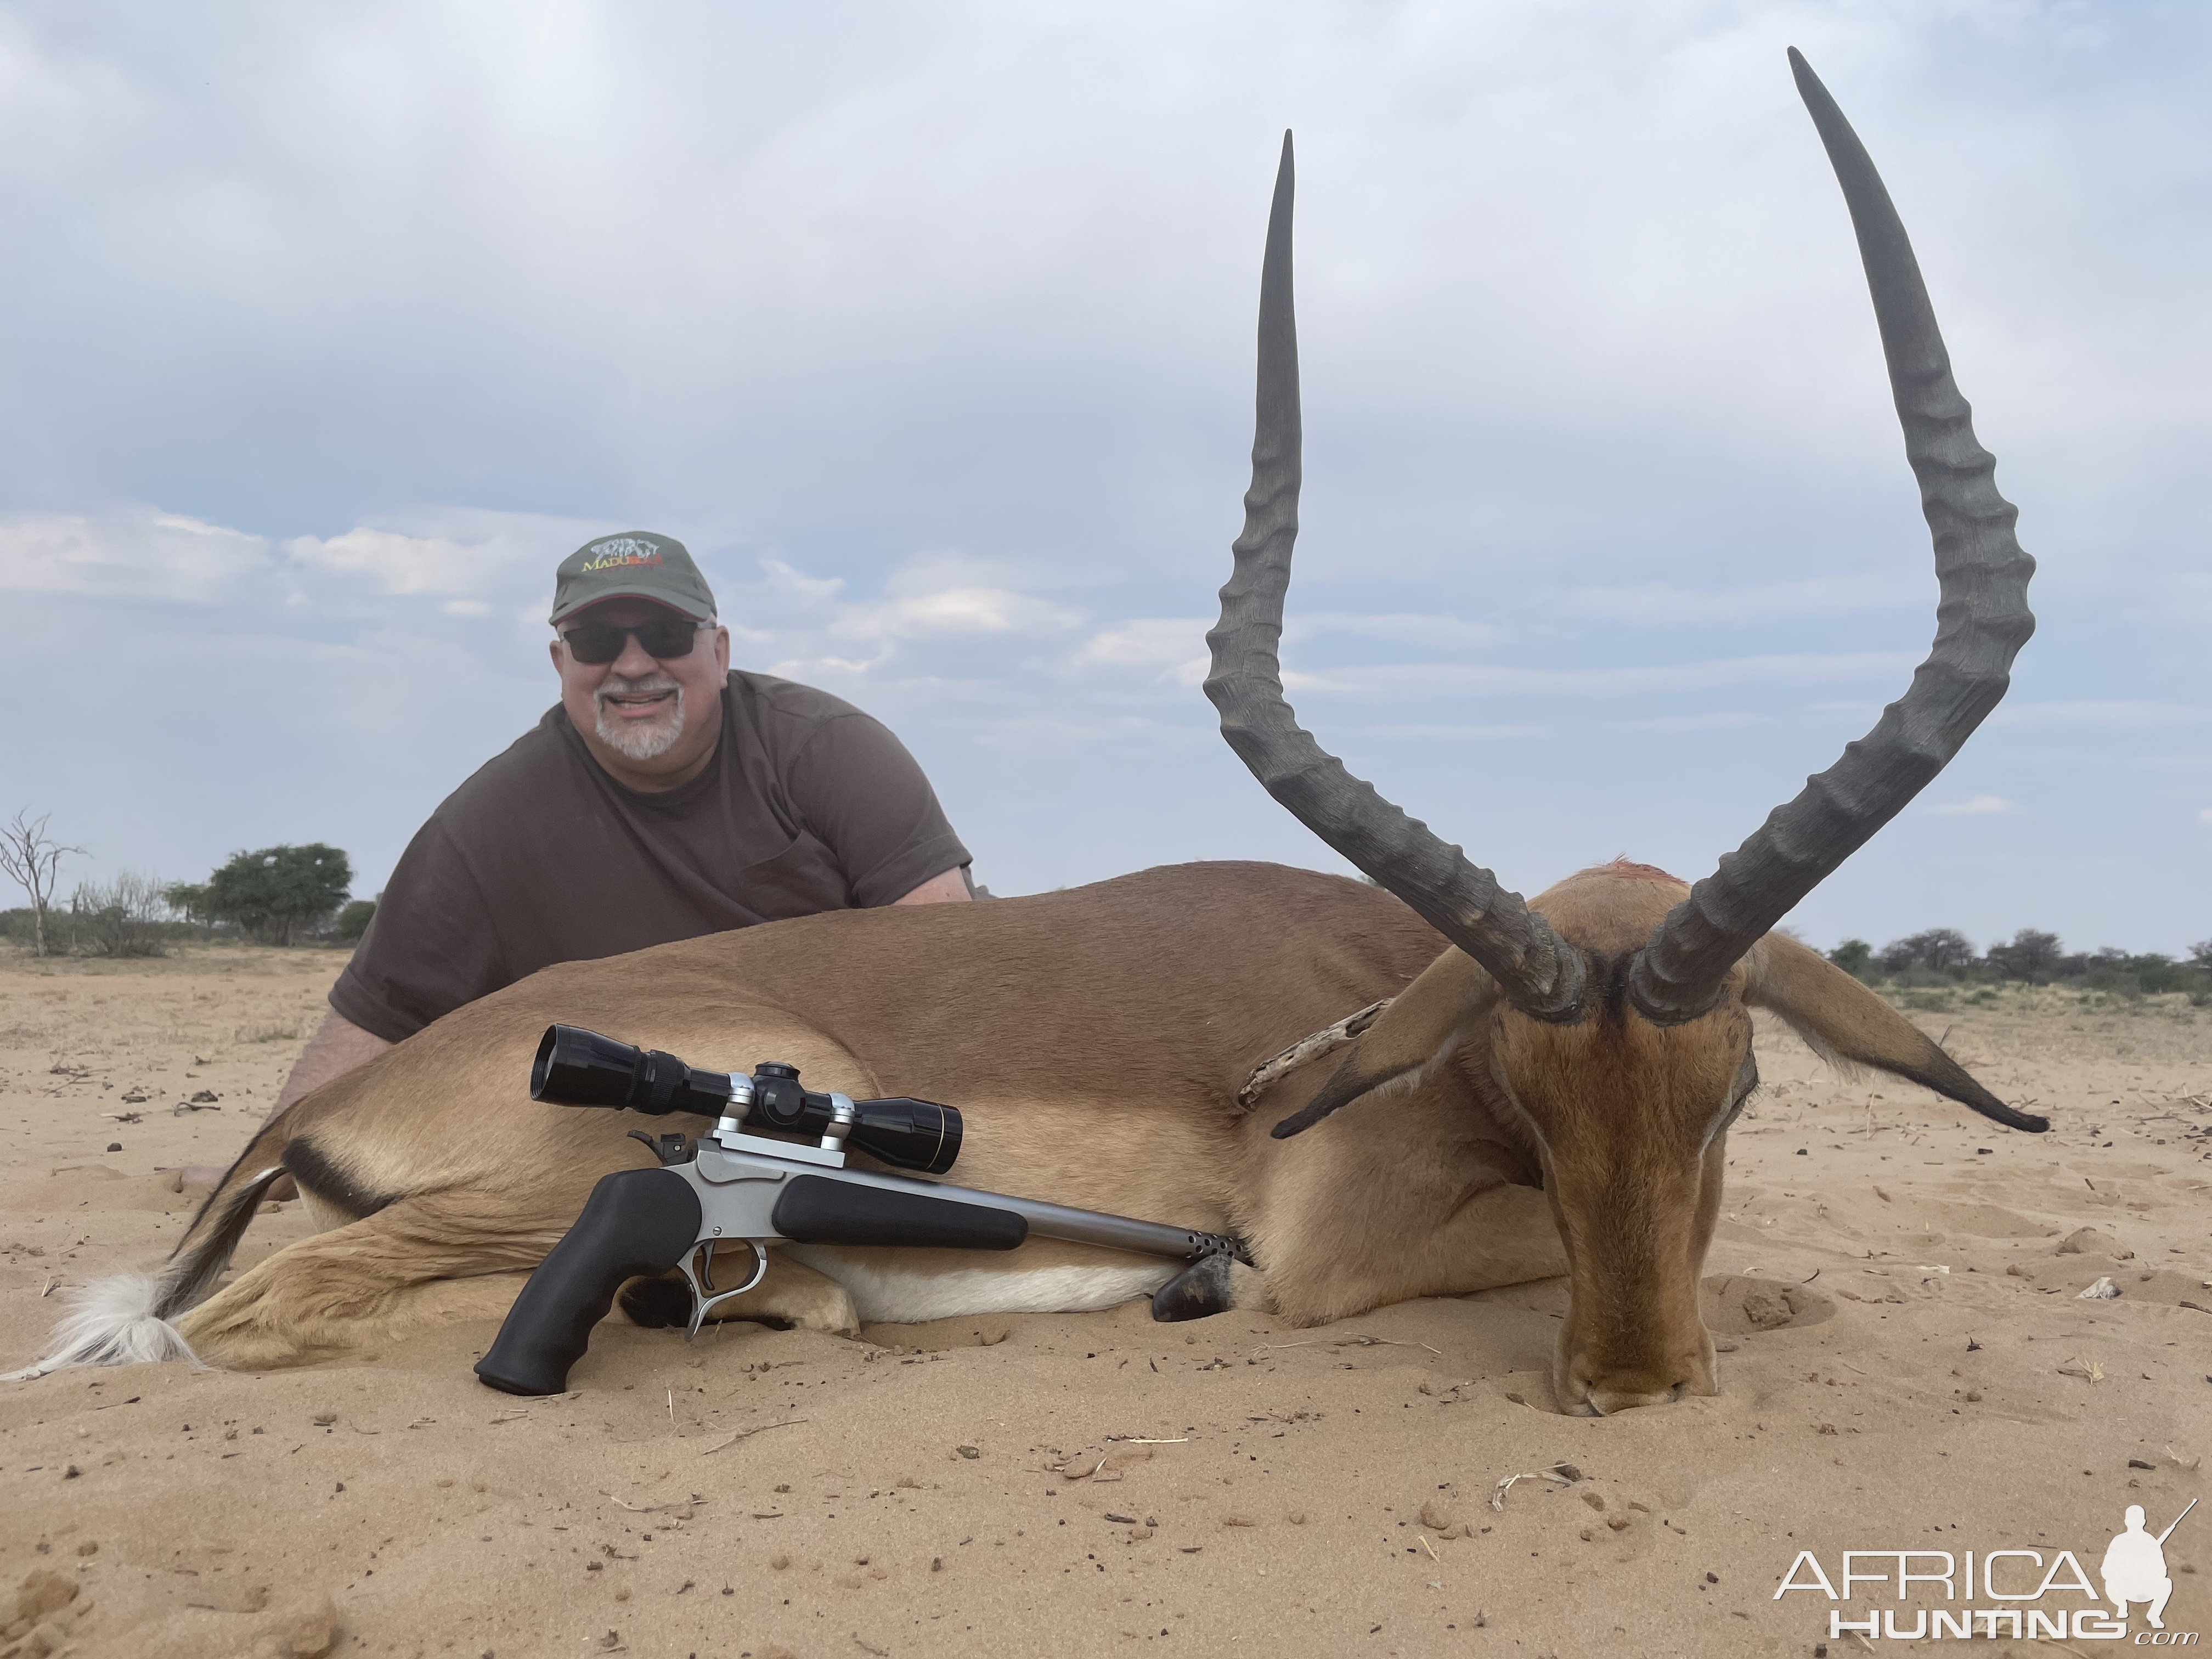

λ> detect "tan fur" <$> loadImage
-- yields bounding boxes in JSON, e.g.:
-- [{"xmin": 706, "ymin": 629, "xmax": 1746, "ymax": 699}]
[
  {"xmin": 42, "ymin": 859, "xmax": 2022, "ymax": 1415},
  {"xmin": 1244, "ymin": 867, "xmax": 2027, "ymax": 1414}
]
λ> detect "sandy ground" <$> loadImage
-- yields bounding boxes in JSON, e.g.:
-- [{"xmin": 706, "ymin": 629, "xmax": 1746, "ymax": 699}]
[{"xmin": 1, "ymin": 945, "xmax": 2207, "ymax": 1659}]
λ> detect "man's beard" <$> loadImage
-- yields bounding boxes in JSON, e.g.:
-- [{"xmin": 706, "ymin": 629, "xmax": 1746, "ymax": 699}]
[{"xmin": 594, "ymin": 673, "xmax": 687, "ymax": 761}]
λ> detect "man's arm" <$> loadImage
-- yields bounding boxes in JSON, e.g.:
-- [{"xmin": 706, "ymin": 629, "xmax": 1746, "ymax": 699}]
[
  {"xmin": 893, "ymin": 867, "xmax": 973, "ymax": 906},
  {"xmin": 265, "ymin": 1009, "xmax": 392, "ymax": 1124}
]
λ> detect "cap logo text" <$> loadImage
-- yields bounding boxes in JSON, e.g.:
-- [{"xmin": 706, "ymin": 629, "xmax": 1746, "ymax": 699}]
[{"xmin": 580, "ymin": 537, "xmax": 666, "ymax": 570}]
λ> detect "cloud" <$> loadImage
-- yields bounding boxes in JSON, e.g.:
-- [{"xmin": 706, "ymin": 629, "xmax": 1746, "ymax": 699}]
[
  {"xmin": 0, "ymin": 508, "xmax": 271, "ymax": 602},
  {"xmin": 1930, "ymin": 795, "xmax": 2013, "ymax": 817},
  {"xmin": 2199, "ymin": 808, "xmax": 2212, "ymax": 828},
  {"xmin": 1613, "ymin": 711, "xmax": 1771, "ymax": 732},
  {"xmin": 1071, "ymin": 618, "xmax": 1210, "ymax": 684},
  {"xmin": 1993, "ymin": 701, "xmax": 2212, "ymax": 729},
  {"xmin": 283, "ymin": 513, "xmax": 580, "ymax": 601},
  {"xmin": 1283, "ymin": 613, "xmax": 1500, "ymax": 651},
  {"xmin": 1553, "ymin": 575, "xmax": 1920, "ymax": 626},
  {"xmin": 1283, "ymin": 651, "xmax": 1917, "ymax": 699}
]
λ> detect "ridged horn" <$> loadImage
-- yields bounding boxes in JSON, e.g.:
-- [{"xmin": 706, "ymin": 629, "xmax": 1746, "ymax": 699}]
[
  {"xmin": 1203, "ymin": 132, "xmax": 1587, "ymax": 1023},
  {"xmin": 1628, "ymin": 50, "xmax": 2035, "ymax": 1024}
]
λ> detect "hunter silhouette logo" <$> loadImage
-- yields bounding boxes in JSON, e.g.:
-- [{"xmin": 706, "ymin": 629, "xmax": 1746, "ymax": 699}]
[
  {"xmin": 2106, "ymin": 1501, "xmax": 2193, "ymax": 1632},
  {"xmin": 1775, "ymin": 1498, "xmax": 2198, "ymax": 1643}
]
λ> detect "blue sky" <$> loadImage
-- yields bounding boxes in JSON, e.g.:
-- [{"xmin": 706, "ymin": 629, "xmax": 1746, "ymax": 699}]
[{"xmin": 2, "ymin": 1, "xmax": 2207, "ymax": 955}]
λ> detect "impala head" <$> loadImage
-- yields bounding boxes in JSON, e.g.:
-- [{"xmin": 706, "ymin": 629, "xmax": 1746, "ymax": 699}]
[{"xmin": 1207, "ymin": 52, "xmax": 2044, "ymax": 1415}]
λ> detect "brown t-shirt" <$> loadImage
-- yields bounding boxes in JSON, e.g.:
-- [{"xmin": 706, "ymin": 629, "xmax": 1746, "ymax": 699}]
[{"xmin": 330, "ymin": 672, "xmax": 970, "ymax": 1041}]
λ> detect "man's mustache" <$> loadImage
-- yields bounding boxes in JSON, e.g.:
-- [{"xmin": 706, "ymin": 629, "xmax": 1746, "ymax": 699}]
[{"xmin": 595, "ymin": 674, "xmax": 682, "ymax": 707}]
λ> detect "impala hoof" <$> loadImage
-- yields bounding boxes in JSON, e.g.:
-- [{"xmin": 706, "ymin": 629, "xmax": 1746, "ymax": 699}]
[{"xmin": 1150, "ymin": 1253, "xmax": 1234, "ymax": 1322}]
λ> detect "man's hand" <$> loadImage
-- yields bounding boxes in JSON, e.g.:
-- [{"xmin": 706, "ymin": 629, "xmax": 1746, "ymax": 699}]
[
  {"xmin": 893, "ymin": 867, "xmax": 973, "ymax": 906},
  {"xmin": 266, "ymin": 1010, "xmax": 392, "ymax": 1124}
]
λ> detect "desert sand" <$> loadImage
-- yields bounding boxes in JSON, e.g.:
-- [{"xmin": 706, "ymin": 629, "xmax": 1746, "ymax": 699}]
[{"xmin": 1, "ymin": 944, "xmax": 2206, "ymax": 1659}]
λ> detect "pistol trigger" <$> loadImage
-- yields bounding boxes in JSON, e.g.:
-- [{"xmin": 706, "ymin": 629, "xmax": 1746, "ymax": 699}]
[
  {"xmin": 678, "ymin": 1246, "xmax": 714, "ymax": 1341},
  {"xmin": 626, "ymin": 1129, "xmax": 696, "ymax": 1166},
  {"xmin": 689, "ymin": 1242, "xmax": 770, "ymax": 1336}
]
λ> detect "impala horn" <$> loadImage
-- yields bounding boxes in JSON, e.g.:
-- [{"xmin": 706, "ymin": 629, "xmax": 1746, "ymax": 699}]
[
  {"xmin": 1203, "ymin": 132, "xmax": 1587, "ymax": 1024},
  {"xmin": 1627, "ymin": 50, "xmax": 2036, "ymax": 1024}
]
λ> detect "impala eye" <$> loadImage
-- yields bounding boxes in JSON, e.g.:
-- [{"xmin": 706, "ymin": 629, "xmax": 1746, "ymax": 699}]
[{"xmin": 1708, "ymin": 1056, "xmax": 1759, "ymax": 1146}]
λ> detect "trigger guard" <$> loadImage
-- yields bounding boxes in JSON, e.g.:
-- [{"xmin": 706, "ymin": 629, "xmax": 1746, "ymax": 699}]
[{"xmin": 682, "ymin": 1241, "xmax": 770, "ymax": 1339}]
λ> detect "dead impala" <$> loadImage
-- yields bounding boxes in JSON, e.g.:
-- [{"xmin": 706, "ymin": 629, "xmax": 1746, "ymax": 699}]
[{"xmin": 10, "ymin": 52, "xmax": 2039, "ymax": 1413}]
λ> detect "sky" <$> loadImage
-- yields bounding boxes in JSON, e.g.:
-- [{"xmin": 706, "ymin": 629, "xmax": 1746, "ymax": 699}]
[{"xmin": 1, "ymin": 0, "xmax": 2207, "ymax": 957}]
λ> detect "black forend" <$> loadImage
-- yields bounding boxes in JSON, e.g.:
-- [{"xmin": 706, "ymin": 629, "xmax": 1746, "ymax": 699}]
[
  {"xmin": 770, "ymin": 1175, "xmax": 1026, "ymax": 1251},
  {"xmin": 475, "ymin": 1166, "xmax": 703, "ymax": 1396}
]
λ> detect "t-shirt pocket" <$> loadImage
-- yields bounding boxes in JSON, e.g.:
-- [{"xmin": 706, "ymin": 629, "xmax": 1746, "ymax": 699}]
[{"xmin": 731, "ymin": 830, "xmax": 854, "ymax": 921}]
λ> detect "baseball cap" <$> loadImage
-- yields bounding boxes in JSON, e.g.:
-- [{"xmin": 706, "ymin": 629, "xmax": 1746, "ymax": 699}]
[{"xmin": 549, "ymin": 532, "xmax": 718, "ymax": 624}]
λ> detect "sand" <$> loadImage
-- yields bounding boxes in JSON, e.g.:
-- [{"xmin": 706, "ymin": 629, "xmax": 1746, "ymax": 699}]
[{"xmin": 1, "ymin": 944, "xmax": 2207, "ymax": 1658}]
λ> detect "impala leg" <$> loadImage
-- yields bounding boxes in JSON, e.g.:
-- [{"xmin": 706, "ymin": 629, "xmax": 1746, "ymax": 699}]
[
  {"xmin": 1254, "ymin": 1169, "xmax": 1563, "ymax": 1327},
  {"xmin": 176, "ymin": 1193, "xmax": 555, "ymax": 1370}
]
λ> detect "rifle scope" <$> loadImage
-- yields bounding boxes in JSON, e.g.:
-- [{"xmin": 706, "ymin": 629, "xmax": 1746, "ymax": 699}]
[{"xmin": 531, "ymin": 1024, "xmax": 962, "ymax": 1175}]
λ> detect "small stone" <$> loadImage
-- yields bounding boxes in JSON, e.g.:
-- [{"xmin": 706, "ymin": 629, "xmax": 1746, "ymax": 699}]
[
  {"xmin": 2057, "ymin": 1227, "xmax": 2118, "ymax": 1256},
  {"xmin": 1578, "ymin": 1491, "xmax": 1606, "ymax": 1512},
  {"xmin": 1221, "ymin": 1515, "xmax": 1256, "ymax": 1528},
  {"xmin": 955, "ymin": 1446, "xmax": 980, "ymax": 1460},
  {"xmin": 770, "ymin": 1554, "xmax": 790, "ymax": 1571},
  {"xmin": 1740, "ymin": 1285, "xmax": 1796, "ymax": 1330},
  {"xmin": 265, "ymin": 1592, "xmax": 338, "ymax": 1658},
  {"xmin": 311, "ymin": 1411, "xmax": 337, "ymax": 1426},
  {"xmin": 1285, "ymin": 1511, "xmax": 1307, "ymax": 1526},
  {"xmin": 74, "ymin": 1542, "xmax": 97, "ymax": 1558},
  {"xmin": 1419, "ymin": 1500, "xmax": 1457, "ymax": 1531},
  {"xmin": 1964, "ymin": 1390, "xmax": 1983, "ymax": 1403},
  {"xmin": 106, "ymin": 1142, "xmax": 123, "ymax": 1153}
]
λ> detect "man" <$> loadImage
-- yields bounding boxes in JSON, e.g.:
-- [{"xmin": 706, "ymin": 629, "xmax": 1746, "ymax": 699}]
[{"xmin": 273, "ymin": 531, "xmax": 971, "ymax": 1120}]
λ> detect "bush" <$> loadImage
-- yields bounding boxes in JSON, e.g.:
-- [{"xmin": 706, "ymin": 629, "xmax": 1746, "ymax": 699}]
[
  {"xmin": 201, "ymin": 844, "xmax": 353, "ymax": 945},
  {"xmin": 70, "ymin": 871, "xmax": 173, "ymax": 957},
  {"xmin": 1986, "ymin": 928, "xmax": 2063, "ymax": 984},
  {"xmin": 335, "ymin": 899, "xmax": 377, "ymax": 943},
  {"xmin": 1826, "ymin": 939, "xmax": 1874, "ymax": 980},
  {"xmin": 1877, "ymin": 928, "xmax": 1976, "ymax": 978}
]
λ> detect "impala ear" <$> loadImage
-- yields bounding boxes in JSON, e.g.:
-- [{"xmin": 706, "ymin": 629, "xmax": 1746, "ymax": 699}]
[
  {"xmin": 1742, "ymin": 933, "xmax": 2047, "ymax": 1132},
  {"xmin": 1271, "ymin": 950, "xmax": 1500, "ymax": 1138}
]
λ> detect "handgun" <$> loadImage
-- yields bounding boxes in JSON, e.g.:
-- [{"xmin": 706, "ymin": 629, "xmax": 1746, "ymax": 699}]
[{"xmin": 475, "ymin": 1025, "xmax": 1244, "ymax": 1395}]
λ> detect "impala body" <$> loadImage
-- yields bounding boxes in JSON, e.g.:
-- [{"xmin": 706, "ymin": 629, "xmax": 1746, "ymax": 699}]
[{"xmin": 9, "ymin": 52, "xmax": 2041, "ymax": 1414}]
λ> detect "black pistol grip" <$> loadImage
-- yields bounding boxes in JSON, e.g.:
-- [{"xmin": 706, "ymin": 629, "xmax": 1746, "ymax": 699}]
[
  {"xmin": 475, "ymin": 1166, "xmax": 703, "ymax": 1396},
  {"xmin": 770, "ymin": 1175, "xmax": 1027, "ymax": 1250}
]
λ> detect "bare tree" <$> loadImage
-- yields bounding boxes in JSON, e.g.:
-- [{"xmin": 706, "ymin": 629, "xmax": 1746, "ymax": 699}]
[
  {"xmin": 72, "ymin": 871, "xmax": 173, "ymax": 958},
  {"xmin": 0, "ymin": 810, "xmax": 86, "ymax": 958}
]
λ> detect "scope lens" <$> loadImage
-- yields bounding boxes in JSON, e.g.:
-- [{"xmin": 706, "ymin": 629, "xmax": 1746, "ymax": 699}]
[
  {"xmin": 530, "ymin": 1025, "xmax": 732, "ymax": 1116},
  {"xmin": 532, "ymin": 1025, "xmax": 648, "ymax": 1105},
  {"xmin": 849, "ymin": 1099, "xmax": 963, "ymax": 1175}
]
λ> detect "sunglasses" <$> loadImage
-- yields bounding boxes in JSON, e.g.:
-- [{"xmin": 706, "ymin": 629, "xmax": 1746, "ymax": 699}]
[{"xmin": 560, "ymin": 618, "xmax": 709, "ymax": 665}]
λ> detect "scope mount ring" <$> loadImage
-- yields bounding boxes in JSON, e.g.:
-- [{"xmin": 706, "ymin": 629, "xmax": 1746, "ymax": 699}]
[{"xmin": 680, "ymin": 1238, "xmax": 770, "ymax": 1339}]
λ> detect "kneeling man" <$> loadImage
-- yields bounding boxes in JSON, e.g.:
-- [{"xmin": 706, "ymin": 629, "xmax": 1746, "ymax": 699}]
[{"xmin": 281, "ymin": 531, "xmax": 971, "ymax": 1116}]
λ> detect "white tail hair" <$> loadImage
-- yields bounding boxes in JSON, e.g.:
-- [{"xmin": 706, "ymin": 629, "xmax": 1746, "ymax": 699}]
[{"xmin": 2, "ymin": 1272, "xmax": 204, "ymax": 1381}]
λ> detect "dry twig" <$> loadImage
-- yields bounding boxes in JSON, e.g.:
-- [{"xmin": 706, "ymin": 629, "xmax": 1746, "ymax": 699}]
[{"xmin": 700, "ymin": 1418, "xmax": 810, "ymax": 1455}]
